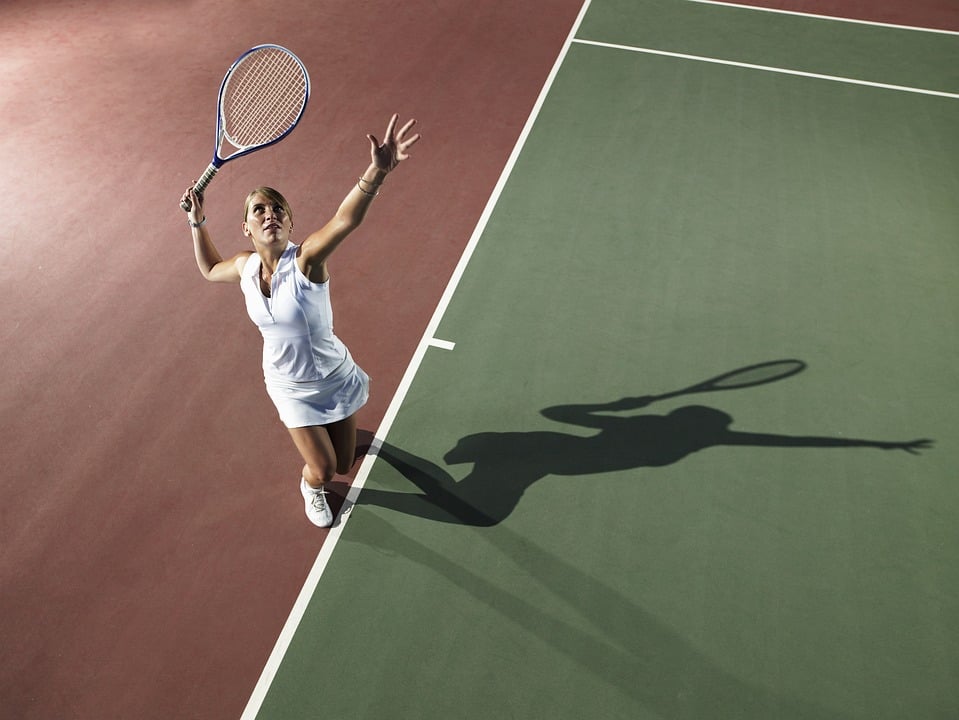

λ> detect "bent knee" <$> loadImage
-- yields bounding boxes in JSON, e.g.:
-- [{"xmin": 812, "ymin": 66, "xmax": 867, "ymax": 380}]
[{"xmin": 305, "ymin": 463, "xmax": 336, "ymax": 486}]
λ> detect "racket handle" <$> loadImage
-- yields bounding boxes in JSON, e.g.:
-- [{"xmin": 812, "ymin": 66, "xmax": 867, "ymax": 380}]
[{"xmin": 180, "ymin": 164, "xmax": 220, "ymax": 211}]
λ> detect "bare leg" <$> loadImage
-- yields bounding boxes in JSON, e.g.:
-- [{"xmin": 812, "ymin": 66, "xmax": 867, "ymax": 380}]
[
  {"xmin": 325, "ymin": 414, "xmax": 359, "ymax": 475},
  {"xmin": 288, "ymin": 415, "xmax": 358, "ymax": 488}
]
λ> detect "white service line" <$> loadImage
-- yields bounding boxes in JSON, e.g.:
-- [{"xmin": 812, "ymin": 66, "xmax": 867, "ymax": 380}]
[
  {"xmin": 239, "ymin": 1, "xmax": 595, "ymax": 717},
  {"xmin": 684, "ymin": 0, "xmax": 959, "ymax": 36},
  {"xmin": 429, "ymin": 338, "xmax": 457, "ymax": 351},
  {"xmin": 572, "ymin": 38, "xmax": 959, "ymax": 99}
]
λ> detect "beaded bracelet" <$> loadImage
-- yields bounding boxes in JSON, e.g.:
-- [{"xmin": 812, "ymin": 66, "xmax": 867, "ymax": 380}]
[{"xmin": 188, "ymin": 217, "xmax": 207, "ymax": 228}]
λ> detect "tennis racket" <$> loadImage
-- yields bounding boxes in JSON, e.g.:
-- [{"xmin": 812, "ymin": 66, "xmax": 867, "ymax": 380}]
[{"xmin": 180, "ymin": 44, "xmax": 310, "ymax": 211}]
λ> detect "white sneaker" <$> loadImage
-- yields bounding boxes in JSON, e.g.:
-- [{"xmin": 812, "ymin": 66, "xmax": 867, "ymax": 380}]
[{"xmin": 300, "ymin": 478, "xmax": 333, "ymax": 527}]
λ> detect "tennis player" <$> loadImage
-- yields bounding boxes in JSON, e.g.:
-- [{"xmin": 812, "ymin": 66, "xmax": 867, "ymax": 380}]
[{"xmin": 180, "ymin": 114, "xmax": 420, "ymax": 527}]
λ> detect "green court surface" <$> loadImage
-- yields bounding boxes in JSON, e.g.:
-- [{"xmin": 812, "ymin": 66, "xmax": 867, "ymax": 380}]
[{"xmin": 251, "ymin": 2, "xmax": 958, "ymax": 718}]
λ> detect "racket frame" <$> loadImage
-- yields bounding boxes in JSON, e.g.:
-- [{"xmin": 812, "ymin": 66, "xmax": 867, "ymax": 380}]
[
  {"xmin": 183, "ymin": 43, "xmax": 310, "ymax": 209},
  {"xmin": 672, "ymin": 359, "xmax": 807, "ymax": 397}
]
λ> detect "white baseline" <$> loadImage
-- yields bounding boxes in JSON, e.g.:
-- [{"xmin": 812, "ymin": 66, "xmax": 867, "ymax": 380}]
[
  {"xmin": 685, "ymin": 0, "xmax": 959, "ymax": 36},
  {"xmin": 571, "ymin": 38, "xmax": 959, "ymax": 99}
]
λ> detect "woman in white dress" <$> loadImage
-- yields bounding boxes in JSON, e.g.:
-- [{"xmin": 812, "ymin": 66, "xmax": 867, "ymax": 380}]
[{"xmin": 180, "ymin": 114, "xmax": 420, "ymax": 527}]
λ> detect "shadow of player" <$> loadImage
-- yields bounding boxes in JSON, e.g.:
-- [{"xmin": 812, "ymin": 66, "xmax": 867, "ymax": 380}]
[{"xmin": 360, "ymin": 360, "xmax": 932, "ymax": 525}]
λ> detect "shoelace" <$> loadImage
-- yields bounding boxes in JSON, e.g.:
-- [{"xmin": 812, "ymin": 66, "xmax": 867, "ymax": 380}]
[{"xmin": 309, "ymin": 489, "xmax": 329, "ymax": 511}]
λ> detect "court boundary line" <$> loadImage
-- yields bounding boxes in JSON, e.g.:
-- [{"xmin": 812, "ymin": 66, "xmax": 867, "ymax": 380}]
[
  {"xmin": 571, "ymin": 38, "xmax": 959, "ymax": 99},
  {"xmin": 238, "ymin": 1, "xmax": 595, "ymax": 717},
  {"xmin": 685, "ymin": 0, "xmax": 959, "ymax": 36},
  {"xmin": 429, "ymin": 338, "xmax": 456, "ymax": 351}
]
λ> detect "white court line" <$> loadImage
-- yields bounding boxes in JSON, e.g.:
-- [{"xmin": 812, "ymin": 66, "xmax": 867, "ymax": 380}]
[
  {"xmin": 685, "ymin": 0, "xmax": 959, "ymax": 36},
  {"xmin": 239, "ymin": 1, "xmax": 595, "ymax": 718},
  {"xmin": 571, "ymin": 38, "xmax": 959, "ymax": 99},
  {"xmin": 429, "ymin": 338, "xmax": 456, "ymax": 351}
]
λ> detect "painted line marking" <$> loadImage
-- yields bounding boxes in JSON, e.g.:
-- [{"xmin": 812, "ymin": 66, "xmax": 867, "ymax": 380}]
[
  {"xmin": 571, "ymin": 38, "xmax": 959, "ymax": 99},
  {"xmin": 685, "ymin": 0, "xmax": 959, "ymax": 36},
  {"xmin": 239, "ymin": 1, "xmax": 595, "ymax": 718},
  {"xmin": 429, "ymin": 338, "xmax": 456, "ymax": 351}
]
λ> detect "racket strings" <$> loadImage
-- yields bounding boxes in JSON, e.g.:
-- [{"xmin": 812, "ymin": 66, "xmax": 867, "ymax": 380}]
[
  {"xmin": 229, "ymin": 53, "xmax": 303, "ymax": 139},
  {"xmin": 222, "ymin": 48, "xmax": 307, "ymax": 148},
  {"xmin": 232, "ymin": 55, "xmax": 303, "ymax": 134},
  {"xmin": 228, "ymin": 54, "xmax": 304, "ymax": 142}
]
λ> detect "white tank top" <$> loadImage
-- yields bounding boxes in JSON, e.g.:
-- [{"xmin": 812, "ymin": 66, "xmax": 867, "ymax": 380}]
[{"xmin": 240, "ymin": 243, "xmax": 348, "ymax": 383}]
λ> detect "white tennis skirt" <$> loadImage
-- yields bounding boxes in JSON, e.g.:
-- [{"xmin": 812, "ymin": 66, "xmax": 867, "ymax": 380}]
[{"xmin": 264, "ymin": 353, "xmax": 370, "ymax": 429}]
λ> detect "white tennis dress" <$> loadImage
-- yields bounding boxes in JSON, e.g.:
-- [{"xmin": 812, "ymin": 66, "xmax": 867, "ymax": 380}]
[{"xmin": 240, "ymin": 243, "xmax": 369, "ymax": 428}]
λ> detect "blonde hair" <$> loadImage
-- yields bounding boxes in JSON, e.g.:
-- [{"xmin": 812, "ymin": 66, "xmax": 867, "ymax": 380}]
[{"xmin": 242, "ymin": 187, "xmax": 293, "ymax": 224}]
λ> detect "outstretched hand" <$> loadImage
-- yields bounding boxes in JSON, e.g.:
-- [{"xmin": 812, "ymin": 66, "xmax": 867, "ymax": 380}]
[
  {"xmin": 369, "ymin": 114, "xmax": 420, "ymax": 172},
  {"xmin": 883, "ymin": 439, "xmax": 934, "ymax": 455}
]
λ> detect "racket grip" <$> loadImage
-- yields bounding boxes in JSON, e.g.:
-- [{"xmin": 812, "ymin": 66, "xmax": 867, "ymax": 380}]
[{"xmin": 180, "ymin": 164, "xmax": 220, "ymax": 211}]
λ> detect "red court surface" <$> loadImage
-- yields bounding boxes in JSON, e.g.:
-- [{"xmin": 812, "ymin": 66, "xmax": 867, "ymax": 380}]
[{"xmin": 0, "ymin": 1, "xmax": 584, "ymax": 718}]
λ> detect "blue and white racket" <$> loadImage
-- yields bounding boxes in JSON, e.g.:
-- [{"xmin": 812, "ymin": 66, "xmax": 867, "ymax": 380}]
[{"xmin": 181, "ymin": 44, "xmax": 310, "ymax": 211}]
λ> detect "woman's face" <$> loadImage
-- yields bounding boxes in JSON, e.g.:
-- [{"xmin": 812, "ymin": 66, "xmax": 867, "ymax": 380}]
[{"xmin": 242, "ymin": 192, "xmax": 292, "ymax": 249}]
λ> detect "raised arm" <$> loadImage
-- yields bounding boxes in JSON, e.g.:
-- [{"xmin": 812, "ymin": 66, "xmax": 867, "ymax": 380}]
[
  {"xmin": 297, "ymin": 114, "xmax": 420, "ymax": 282},
  {"xmin": 541, "ymin": 396, "xmax": 656, "ymax": 429},
  {"xmin": 720, "ymin": 431, "xmax": 934, "ymax": 454},
  {"xmin": 180, "ymin": 186, "xmax": 251, "ymax": 283}
]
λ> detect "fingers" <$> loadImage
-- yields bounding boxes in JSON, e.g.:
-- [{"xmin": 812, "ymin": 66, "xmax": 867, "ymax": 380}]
[
  {"xmin": 181, "ymin": 185, "xmax": 204, "ymax": 215},
  {"xmin": 399, "ymin": 131, "xmax": 421, "ymax": 152},
  {"xmin": 369, "ymin": 115, "xmax": 421, "ymax": 169},
  {"xmin": 395, "ymin": 117, "xmax": 420, "ymax": 156},
  {"xmin": 395, "ymin": 117, "xmax": 417, "ymax": 140},
  {"xmin": 901, "ymin": 439, "xmax": 933, "ymax": 454},
  {"xmin": 395, "ymin": 139, "xmax": 419, "ymax": 163},
  {"xmin": 392, "ymin": 116, "xmax": 420, "ymax": 161},
  {"xmin": 384, "ymin": 113, "xmax": 398, "ymax": 141},
  {"xmin": 374, "ymin": 115, "xmax": 419, "ymax": 146}
]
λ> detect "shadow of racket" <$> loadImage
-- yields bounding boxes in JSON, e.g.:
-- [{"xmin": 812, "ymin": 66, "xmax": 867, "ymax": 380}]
[
  {"xmin": 651, "ymin": 359, "xmax": 807, "ymax": 402},
  {"xmin": 598, "ymin": 360, "xmax": 808, "ymax": 412}
]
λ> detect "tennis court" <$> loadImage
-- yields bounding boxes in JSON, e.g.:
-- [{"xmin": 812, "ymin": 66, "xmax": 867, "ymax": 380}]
[
  {"xmin": 2, "ymin": 1, "xmax": 957, "ymax": 719},
  {"xmin": 244, "ymin": 2, "xmax": 958, "ymax": 718}
]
